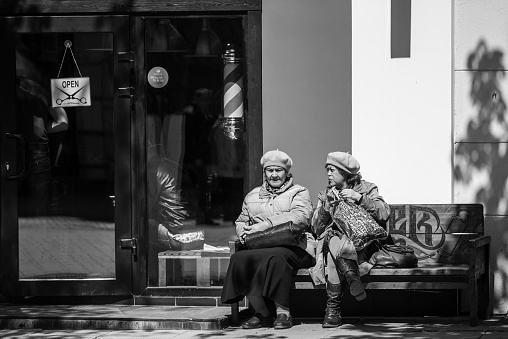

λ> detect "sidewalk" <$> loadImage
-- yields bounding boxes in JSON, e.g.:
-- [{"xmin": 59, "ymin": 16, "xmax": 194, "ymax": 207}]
[{"xmin": 0, "ymin": 304, "xmax": 507, "ymax": 338}]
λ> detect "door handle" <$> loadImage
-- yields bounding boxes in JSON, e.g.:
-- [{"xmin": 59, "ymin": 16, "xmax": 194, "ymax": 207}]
[
  {"xmin": 121, "ymin": 238, "xmax": 138, "ymax": 262},
  {"xmin": 5, "ymin": 133, "xmax": 30, "ymax": 181},
  {"xmin": 118, "ymin": 87, "xmax": 135, "ymax": 98}
]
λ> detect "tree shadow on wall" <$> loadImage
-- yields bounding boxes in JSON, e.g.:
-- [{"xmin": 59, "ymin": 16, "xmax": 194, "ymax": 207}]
[{"xmin": 455, "ymin": 39, "xmax": 508, "ymax": 311}]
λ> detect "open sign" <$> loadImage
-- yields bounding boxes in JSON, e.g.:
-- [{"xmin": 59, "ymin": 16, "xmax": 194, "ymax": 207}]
[{"xmin": 51, "ymin": 77, "xmax": 91, "ymax": 108}]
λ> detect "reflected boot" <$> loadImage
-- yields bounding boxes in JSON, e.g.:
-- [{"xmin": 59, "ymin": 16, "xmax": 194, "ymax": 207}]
[
  {"xmin": 322, "ymin": 281, "xmax": 342, "ymax": 328},
  {"xmin": 334, "ymin": 257, "xmax": 366, "ymax": 301}
]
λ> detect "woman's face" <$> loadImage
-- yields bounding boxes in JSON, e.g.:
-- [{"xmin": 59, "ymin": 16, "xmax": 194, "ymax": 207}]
[
  {"xmin": 326, "ymin": 165, "xmax": 346, "ymax": 189},
  {"xmin": 264, "ymin": 166, "xmax": 287, "ymax": 188}
]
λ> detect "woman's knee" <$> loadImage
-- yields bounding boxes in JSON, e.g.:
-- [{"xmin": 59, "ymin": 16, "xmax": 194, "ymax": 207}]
[
  {"xmin": 271, "ymin": 255, "xmax": 292, "ymax": 269},
  {"xmin": 229, "ymin": 250, "xmax": 251, "ymax": 264},
  {"xmin": 328, "ymin": 236, "xmax": 344, "ymax": 257}
]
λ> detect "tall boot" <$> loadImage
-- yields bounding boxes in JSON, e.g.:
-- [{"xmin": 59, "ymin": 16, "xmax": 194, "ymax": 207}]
[
  {"xmin": 322, "ymin": 280, "xmax": 342, "ymax": 328},
  {"xmin": 333, "ymin": 257, "xmax": 366, "ymax": 301}
]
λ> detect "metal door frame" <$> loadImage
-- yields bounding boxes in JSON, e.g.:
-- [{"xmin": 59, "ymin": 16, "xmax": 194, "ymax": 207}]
[{"xmin": 0, "ymin": 15, "xmax": 133, "ymax": 297}]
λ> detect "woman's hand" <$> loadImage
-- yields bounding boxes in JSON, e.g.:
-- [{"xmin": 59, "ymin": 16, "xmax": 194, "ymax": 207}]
[
  {"xmin": 322, "ymin": 188, "xmax": 339, "ymax": 211},
  {"xmin": 339, "ymin": 188, "xmax": 362, "ymax": 203},
  {"xmin": 243, "ymin": 221, "xmax": 272, "ymax": 235}
]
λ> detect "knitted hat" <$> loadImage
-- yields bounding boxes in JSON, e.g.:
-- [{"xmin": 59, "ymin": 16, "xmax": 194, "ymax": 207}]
[
  {"xmin": 260, "ymin": 150, "xmax": 293, "ymax": 171},
  {"xmin": 326, "ymin": 152, "xmax": 360, "ymax": 174}
]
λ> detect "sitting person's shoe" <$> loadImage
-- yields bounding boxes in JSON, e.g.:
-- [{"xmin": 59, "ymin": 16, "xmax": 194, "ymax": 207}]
[
  {"xmin": 241, "ymin": 313, "xmax": 273, "ymax": 329},
  {"xmin": 273, "ymin": 313, "xmax": 293, "ymax": 329}
]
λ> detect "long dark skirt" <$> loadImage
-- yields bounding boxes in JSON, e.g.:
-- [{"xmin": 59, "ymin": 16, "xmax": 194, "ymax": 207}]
[{"xmin": 221, "ymin": 246, "xmax": 314, "ymax": 308}]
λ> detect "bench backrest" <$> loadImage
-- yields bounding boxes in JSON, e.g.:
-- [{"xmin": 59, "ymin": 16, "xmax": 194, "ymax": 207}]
[{"xmin": 387, "ymin": 204, "xmax": 484, "ymax": 265}]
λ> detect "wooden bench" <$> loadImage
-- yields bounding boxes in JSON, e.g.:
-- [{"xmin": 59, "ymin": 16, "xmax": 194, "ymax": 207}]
[{"xmin": 228, "ymin": 204, "xmax": 492, "ymax": 327}]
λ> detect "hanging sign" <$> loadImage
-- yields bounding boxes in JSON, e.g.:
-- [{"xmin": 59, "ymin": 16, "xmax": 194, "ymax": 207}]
[
  {"xmin": 147, "ymin": 67, "xmax": 169, "ymax": 88},
  {"xmin": 51, "ymin": 40, "xmax": 91, "ymax": 108},
  {"xmin": 51, "ymin": 77, "xmax": 91, "ymax": 107}
]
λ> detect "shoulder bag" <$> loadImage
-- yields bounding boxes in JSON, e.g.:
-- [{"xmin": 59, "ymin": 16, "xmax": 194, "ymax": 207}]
[
  {"xmin": 244, "ymin": 221, "xmax": 307, "ymax": 250},
  {"xmin": 369, "ymin": 241, "xmax": 418, "ymax": 268}
]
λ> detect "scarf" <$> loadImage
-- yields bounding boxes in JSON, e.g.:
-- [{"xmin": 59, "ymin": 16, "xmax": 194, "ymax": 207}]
[{"xmin": 263, "ymin": 174, "xmax": 293, "ymax": 195}]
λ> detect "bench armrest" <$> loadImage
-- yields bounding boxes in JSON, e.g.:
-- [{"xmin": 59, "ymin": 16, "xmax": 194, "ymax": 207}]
[
  {"xmin": 468, "ymin": 235, "xmax": 490, "ymax": 273},
  {"xmin": 469, "ymin": 235, "xmax": 491, "ymax": 248},
  {"xmin": 467, "ymin": 234, "xmax": 491, "ymax": 326}
]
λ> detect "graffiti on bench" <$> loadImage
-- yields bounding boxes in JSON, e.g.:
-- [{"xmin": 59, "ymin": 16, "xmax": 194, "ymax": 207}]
[{"xmin": 387, "ymin": 204, "xmax": 484, "ymax": 264}]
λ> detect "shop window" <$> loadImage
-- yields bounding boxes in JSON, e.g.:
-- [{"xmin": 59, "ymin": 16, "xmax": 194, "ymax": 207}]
[
  {"xmin": 15, "ymin": 32, "xmax": 116, "ymax": 280},
  {"xmin": 145, "ymin": 17, "xmax": 245, "ymax": 286}
]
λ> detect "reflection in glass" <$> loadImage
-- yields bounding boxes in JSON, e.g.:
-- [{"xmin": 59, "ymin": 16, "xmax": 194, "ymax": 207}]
[
  {"xmin": 146, "ymin": 18, "xmax": 243, "ymax": 286},
  {"xmin": 16, "ymin": 33, "xmax": 115, "ymax": 280},
  {"xmin": 195, "ymin": 19, "xmax": 222, "ymax": 56}
]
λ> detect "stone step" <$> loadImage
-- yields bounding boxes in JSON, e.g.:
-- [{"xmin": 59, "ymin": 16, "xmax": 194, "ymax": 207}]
[{"xmin": 0, "ymin": 304, "xmax": 247, "ymax": 330}]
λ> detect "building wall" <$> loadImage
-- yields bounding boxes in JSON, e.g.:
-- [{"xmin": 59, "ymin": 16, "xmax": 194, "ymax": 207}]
[
  {"xmin": 352, "ymin": 0, "xmax": 453, "ymax": 205},
  {"xmin": 262, "ymin": 0, "xmax": 507, "ymax": 313},
  {"xmin": 454, "ymin": 0, "xmax": 508, "ymax": 314},
  {"xmin": 262, "ymin": 0, "xmax": 352, "ymax": 204}
]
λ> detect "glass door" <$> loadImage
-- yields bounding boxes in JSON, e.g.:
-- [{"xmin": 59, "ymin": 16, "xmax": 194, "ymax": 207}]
[
  {"xmin": 139, "ymin": 16, "xmax": 245, "ymax": 287},
  {"xmin": 0, "ymin": 16, "xmax": 133, "ymax": 296}
]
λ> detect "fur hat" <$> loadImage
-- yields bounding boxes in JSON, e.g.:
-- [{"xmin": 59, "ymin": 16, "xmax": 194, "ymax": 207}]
[
  {"xmin": 326, "ymin": 152, "xmax": 360, "ymax": 174},
  {"xmin": 260, "ymin": 150, "xmax": 293, "ymax": 171}
]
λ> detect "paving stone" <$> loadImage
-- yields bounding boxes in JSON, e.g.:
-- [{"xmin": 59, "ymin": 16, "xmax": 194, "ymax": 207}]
[{"xmin": 0, "ymin": 305, "xmax": 506, "ymax": 338}]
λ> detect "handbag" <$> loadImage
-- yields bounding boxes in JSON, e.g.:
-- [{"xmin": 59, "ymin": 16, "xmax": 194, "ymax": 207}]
[
  {"xmin": 244, "ymin": 221, "xmax": 307, "ymax": 250},
  {"xmin": 331, "ymin": 190, "xmax": 388, "ymax": 251},
  {"xmin": 370, "ymin": 241, "xmax": 418, "ymax": 268}
]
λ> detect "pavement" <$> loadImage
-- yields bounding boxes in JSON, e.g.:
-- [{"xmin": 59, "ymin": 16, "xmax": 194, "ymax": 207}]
[
  {"xmin": 17, "ymin": 216, "xmax": 237, "ymax": 280},
  {"xmin": 1, "ymin": 304, "xmax": 508, "ymax": 338}
]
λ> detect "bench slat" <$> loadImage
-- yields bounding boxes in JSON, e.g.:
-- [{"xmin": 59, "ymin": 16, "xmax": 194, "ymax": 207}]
[
  {"xmin": 368, "ymin": 266, "xmax": 469, "ymax": 276},
  {"xmin": 364, "ymin": 282, "xmax": 469, "ymax": 289},
  {"xmin": 293, "ymin": 281, "xmax": 469, "ymax": 290},
  {"xmin": 296, "ymin": 265, "xmax": 470, "ymax": 277}
]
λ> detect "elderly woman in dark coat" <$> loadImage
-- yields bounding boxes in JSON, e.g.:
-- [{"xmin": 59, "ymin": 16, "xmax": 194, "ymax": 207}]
[
  {"xmin": 221, "ymin": 150, "xmax": 315, "ymax": 330},
  {"xmin": 311, "ymin": 151, "xmax": 390, "ymax": 328}
]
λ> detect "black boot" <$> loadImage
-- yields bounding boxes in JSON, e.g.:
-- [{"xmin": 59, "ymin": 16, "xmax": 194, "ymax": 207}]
[
  {"xmin": 333, "ymin": 257, "xmax": 366, "ymax": 301},
  {"xmin": 322, "ymin": 281, "xmax": 342, "ymax": 328}
]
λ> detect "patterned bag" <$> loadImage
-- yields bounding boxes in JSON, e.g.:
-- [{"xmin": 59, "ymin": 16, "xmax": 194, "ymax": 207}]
[{"xmin": 331, "ymin": 191, "xmax": 388, "ymax": 251}]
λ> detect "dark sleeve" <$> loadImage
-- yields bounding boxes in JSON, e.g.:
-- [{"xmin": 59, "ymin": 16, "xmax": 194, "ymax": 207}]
[
  {"xmin": 311, "ymin": 190, "xmax": 332, "ymax": 237},
  {"xmin": 359, "ymin": 183, "xmax": 391, "ymax": 225}
]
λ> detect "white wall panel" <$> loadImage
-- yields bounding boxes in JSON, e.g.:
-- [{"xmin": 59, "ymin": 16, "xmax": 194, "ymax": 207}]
[
  {"xmin": 455, "ymin": 0, "xmax": 508, "ymax": 71},
  {"xmin": 352, "ymin": 0, "xmax": 453, "ymax": 204},
  {"xmin": 454, "ymin": 0, "xmax": 508, "ymax": 315},
  {"xmin": 454, "ymin": 70, "xmax": 508, "ymax": 143}
]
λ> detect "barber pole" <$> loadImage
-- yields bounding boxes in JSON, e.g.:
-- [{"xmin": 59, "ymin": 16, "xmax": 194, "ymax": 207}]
[{"xmin": 221, "ymin": 43, "xmax": 244, "ymax": 139}]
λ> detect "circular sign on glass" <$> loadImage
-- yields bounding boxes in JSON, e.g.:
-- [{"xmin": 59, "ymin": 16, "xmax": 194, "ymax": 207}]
[{"xmin": 147, "ymin": 67, "xmax": 169, "ymax": 88}]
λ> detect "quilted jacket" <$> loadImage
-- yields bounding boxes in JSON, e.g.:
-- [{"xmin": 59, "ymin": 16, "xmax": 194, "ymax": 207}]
[{"xmin": 235, "ymin": 178, "xmax": 316, "ymax": 258}]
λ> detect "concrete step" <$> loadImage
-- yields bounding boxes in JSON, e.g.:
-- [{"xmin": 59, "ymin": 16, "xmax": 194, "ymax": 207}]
[{"xmin": 0, "ymin": 304, "xmax": 247, "ymax": 330}]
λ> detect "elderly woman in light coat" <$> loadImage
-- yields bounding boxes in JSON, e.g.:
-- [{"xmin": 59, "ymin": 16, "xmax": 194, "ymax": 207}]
[{"xmin": 221, "ymin": 150, "xmax": 315, "ymax": 330}]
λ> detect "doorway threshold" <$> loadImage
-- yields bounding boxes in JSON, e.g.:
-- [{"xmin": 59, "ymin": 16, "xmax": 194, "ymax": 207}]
[{"xmin": 0, "ymin": 303, "xmax": 243, "ymax": 330}]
